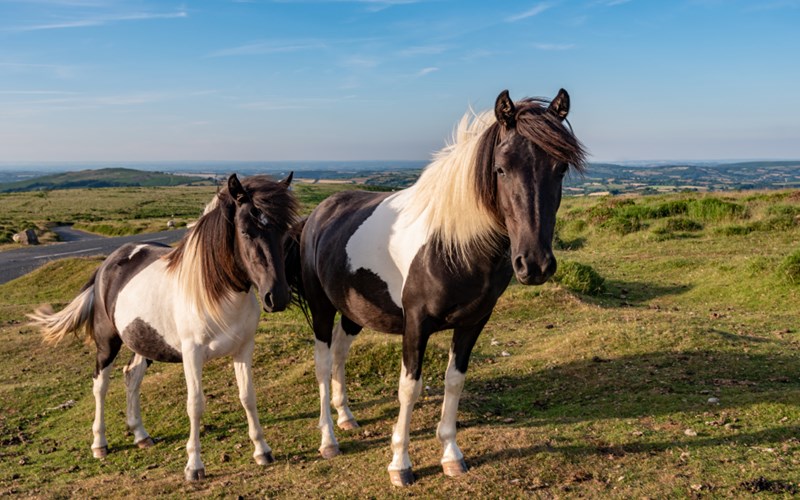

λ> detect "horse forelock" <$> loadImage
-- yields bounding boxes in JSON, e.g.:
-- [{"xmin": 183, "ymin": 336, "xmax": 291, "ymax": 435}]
[{"xmin": 514, "ymin": 98, "xmax": 588, "ymax": 173}]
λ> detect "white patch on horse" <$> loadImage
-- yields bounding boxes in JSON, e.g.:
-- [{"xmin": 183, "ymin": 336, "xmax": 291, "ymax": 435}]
[
  {"xmin": 127, "ymin": 244, "xmax": 148, "ymax": 260},
  {"xmin": 345, "ymin": 189, "xmax": 429, "ymax": 308},
  {"xmin": 114, "ymin": 259, "xmax": 183, "ymax": 353}
]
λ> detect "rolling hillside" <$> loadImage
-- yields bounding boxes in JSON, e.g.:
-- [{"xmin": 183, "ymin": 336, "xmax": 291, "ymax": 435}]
[{"xmin": 0, "ymin": 168, "xmax": 212, "ymax": 193}]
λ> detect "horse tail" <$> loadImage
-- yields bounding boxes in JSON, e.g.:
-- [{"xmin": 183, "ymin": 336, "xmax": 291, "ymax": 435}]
[
  {"xmin": 284, "ymin": 218, "xmax": 312, "ymax": 327},
  {"xmin": 28, "ymin": 270, "xmax": 97, "ymax": 345}
]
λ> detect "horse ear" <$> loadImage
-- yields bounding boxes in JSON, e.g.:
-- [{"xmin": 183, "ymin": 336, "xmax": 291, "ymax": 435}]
[
  {"xmin": 495, "ymin": 90, "xmax": 516, "ymax": 128},
  {"xmin": 280, "ymin": 171, "xmax": 294, "ymax": 188},
  {"xmin": 228, "ymin": 174, "xmax": 250, "ymax": 204},
  {"xmin": 548, "ymin": 88, "xmax": 570, "ymax": 120}
]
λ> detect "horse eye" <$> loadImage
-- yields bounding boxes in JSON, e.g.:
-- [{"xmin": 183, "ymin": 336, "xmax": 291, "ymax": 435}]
[{"xmin": 495, "ymin": 166, "xmax": 506, "ymax": 177}]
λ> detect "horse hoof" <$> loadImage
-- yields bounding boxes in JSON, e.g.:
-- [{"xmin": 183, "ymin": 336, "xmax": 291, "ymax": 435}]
[
  {"xmin": 389, "ymin": 468, "xmax": 415, "ymax": 487},
  {"xmin": 255, "ymin": 452, "xmax": 275, "ymax": 465},
  {"xmin": 136, "ymin": 437, "xmax": 155, "ymax": 449},
  {"xmin": 338, "ymin": 419, "xmax": 359, "ymax": 431},
  {"xmin": 319, "ymin": 445, "xmax": 340, "ymax": 459},
  {"xmin": 185, "ymin": 468, "xmax": 205, "ymax": 482},
  {"xmin": 92, "ymin": 446, "xmax": 108, "ymax": 459},
  {"xmin": 442, "ymin": 458, "xmax": 468, "ymax": 477}
]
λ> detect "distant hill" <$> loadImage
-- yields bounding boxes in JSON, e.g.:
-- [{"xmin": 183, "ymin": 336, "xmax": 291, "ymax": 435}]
[
  {"xmin": 0, "ymin": 168, "xmax": 212, "ymax": 193},
  {"xmin": 566, "ymin": 160, "xmax": 800, "ymax": 195}
]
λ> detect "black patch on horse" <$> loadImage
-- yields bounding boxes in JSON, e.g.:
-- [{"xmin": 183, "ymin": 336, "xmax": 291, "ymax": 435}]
[{"xmin": 122, "ymin": 318, "xmax": 182, "ymax": 363}]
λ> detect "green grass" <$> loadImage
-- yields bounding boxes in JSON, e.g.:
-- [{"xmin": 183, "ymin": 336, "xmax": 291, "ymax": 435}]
[{"xmin": 1, "ymin": 187, "xmax": 799, "ymax": 497}]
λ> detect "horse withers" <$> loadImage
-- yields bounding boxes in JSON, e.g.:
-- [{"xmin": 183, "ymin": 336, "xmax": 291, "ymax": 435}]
[
  {"xmin": 293, "ymin": 89, "xmax": 586, "ymax": 486},
  {"xmin": 29, "ymin": 173, "xmax": 299, "ymax": 481}
]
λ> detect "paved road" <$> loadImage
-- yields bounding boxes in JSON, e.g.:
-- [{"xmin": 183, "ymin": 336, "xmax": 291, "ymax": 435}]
[{"xmin": 0, "ymin": 227, "xmax": 187, "ymax": 285}]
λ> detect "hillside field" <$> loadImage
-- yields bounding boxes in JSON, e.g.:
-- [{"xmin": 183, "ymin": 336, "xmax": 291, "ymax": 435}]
[{"xmin": 1, "ymin": 185, "xmax": 799, "ymax": 497}]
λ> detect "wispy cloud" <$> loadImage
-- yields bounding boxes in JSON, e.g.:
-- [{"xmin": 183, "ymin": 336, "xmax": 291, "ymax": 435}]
[
  {"xmin": 340, "ymin": 55, "xmax": 381, "ymax": 69},
  {"xmin": 506, "ymin": 2, "xmax": 552, "ymax": 22},
  {"xmin": 533, "ymin": 43, "xmax": 575, "ymax": 50},
  {"xmin": 208, "ymin": 40, "xmax": 325, "ymax": 57},
  {"xmin": 601, "ymin": 0, "xmax": 633, "ymax": 6},
  {"xmin": 415, "ymin": 66, "xmax": 438, "ymax": 77},
  {"xmin": 0, "ymin": 62, "xmax": 78, "ymax": 79},
  {"xmin": 396, "ymin": 44, "xmax": 449, "ymax": 57},
  {"xmin": 240, "ymin": 95, "xmax": 356, "ymax": 110},
  {"xmin": 0, "ymin": 90, "xmax": 80, "ymax": 95},
  {"xmin": 0, "ymin": 91, "xmax": 167, "ymax": 115},
  {"xmin": 5, "ymin": 11, "xmax": 188, "ymax": 32},
  {"xmin": 744, "ymin": 0, "xmax": 800, "ymax": 12}
]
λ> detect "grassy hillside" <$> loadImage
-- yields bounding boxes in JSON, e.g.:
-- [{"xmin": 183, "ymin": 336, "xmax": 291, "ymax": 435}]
[
  {"xmin": 0, "ymin": 168, "xmax": 211, "ymax": 193},
  {"xmin": 0, "ymin": 187, "xmax": 799, "ymax": 497}
]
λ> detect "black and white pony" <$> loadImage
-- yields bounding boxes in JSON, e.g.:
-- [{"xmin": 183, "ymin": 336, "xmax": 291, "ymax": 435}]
[
  {"xmin": 29, "ymin": 174, "xmax": 299, "ymax": 481},
  {"xmin": 291, "ymin": 90, "xmax": 586, "ymax": 486}
]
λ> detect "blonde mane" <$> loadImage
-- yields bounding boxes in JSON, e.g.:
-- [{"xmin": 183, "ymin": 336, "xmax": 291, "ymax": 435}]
[
  {"xmin": 166, "ymin": 199, "xmax": 245, "ymax": 333},
  {"xmin": 406, "ymin": 109, "xmax": 506, "ymax": 261}
]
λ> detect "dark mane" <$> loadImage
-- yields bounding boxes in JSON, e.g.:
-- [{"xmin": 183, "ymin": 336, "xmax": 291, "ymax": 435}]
[
  {"xmin": 474, "ymin": 98, "xmax": 587, "ymax": 223},
  {"xmin": 165, "ymin": 175, "xmax": 300, "ymax": 307}
]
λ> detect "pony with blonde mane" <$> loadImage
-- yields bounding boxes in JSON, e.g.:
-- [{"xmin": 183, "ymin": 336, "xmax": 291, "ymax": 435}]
[
  {"xmin": 288, "ymin": 89, "xmax": 586, "ymax": 486},
  {"xmin": 29, "ymin": 173, "xmax": 298, "ymax": 481}
]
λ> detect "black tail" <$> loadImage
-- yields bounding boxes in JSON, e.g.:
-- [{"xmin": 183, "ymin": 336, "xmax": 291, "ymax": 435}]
[{"xmin": 284, "ymin": 218, "xmax": 311, "ymax": 327}]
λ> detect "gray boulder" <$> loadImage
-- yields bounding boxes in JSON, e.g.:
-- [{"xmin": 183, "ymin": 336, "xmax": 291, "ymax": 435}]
[{"xmin": 12, "ymin": 229, "xmax": 39, "ymax": 245}]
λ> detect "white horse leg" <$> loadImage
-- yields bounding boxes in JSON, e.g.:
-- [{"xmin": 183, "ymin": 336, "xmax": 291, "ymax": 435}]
[
  {"xmin": 181, "ymin": 344, "xmax": 205, "ymax": 481},
  {"xmin": 123, "ymin": 354, "xmax": 154, "ymax": 448},
  {"xmin": 330, "ymin": 320, "xmax": 357, "ymax": 429},
  {"xmin": 233, "ymin": 339, "xmax": 274, "ymax": 466},
  {"xmin": 388, "ymin": 363, "xmax": 423, "ymax": 486},
  {"xmin": 91, "ymin": 364, "xmax": 113, "ymax": 458},
  {"xmin": 315, "ymin": 338, "xmax": 339, "ymax": 458},
  {"xmin": 437, "ymin": 349, "xmax": 468, "ymax": 476}
]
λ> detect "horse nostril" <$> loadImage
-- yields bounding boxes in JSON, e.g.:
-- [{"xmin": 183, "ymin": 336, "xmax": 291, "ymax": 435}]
[
  {"xmin": 263, "ymin": 292, "xmax": 275, "ymax": 310},
  {"xmin": 513, "ymin": 255, "xmax": 528, "ymax": 278}
]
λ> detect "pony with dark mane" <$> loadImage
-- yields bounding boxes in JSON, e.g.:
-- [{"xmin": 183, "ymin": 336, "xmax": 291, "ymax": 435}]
[
  {"xmin": 29, "ymin": 173, "xmax": 298, "ymax": 481},
  {"xmin": 290, "ymin": 89, "xmax": 586, "ymax": 486}
]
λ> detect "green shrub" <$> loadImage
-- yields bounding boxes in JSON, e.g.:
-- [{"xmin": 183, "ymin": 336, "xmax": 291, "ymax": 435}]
[
  {"xmin": 687, "ymin": 198, "xmax": 748, "ymax": 221},
  {"xmin": 766, "ymin": 204, "xmax": 800, "ymax": 218},
  {"xmin": 715, "ymin": 224, "xmax": 754, "ymax": 236},
  {"xmin": 553, "ymin": 260, "xmax": 605, "ymax": 295},
  {"xmin": 756, "ymin": 214, "xmax": 798, "ymax": 231},
  {"xmin": 603, "ymin": 215, "xmax": 646, "ymax": 235},
  {"xmin": 662, "ymin": 217, "xmax": 703, "ymax": 232},
  {"xmin": 778, "ymin": 249, "xmax": 800, "ymax": 285}
]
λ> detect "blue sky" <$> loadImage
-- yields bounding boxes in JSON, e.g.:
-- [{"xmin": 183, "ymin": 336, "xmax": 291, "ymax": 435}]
[{"xmin": 0, "ymin": 0, "xmax": 798, "ymax": 163}]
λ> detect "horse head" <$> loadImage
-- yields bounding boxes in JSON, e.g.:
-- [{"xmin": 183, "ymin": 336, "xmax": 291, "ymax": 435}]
[
  {"xmin": 228, "ymin": 172, "xmax": 296, "ymax": 312},
  {"xmin": 491, "ymin": 89, "xmax": 585, "ymax": 285}
]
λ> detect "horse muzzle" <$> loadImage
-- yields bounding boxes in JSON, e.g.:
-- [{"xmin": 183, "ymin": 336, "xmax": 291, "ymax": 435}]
[{"xmin": 513, "ymin": 253, "xmax": 557, "ymax": 286}]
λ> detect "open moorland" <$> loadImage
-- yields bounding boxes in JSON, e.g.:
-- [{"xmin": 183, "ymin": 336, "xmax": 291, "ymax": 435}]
[{"xmin": 1, "ymin": 183, "xmax": 799, "ymax": 497}]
